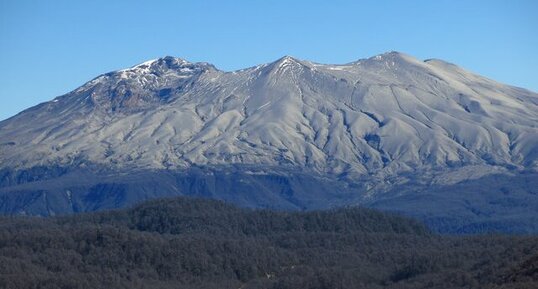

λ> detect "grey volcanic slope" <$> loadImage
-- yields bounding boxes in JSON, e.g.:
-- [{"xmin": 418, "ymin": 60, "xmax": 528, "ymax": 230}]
[{"xmin": 1, "ymin": 52, "xmax": 537, "ymax": 233}]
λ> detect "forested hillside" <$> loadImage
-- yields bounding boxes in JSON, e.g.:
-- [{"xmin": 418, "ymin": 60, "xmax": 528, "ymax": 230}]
[{"xmin": 1, "ymin": 197, "xmax": 537, "ymax": 289}]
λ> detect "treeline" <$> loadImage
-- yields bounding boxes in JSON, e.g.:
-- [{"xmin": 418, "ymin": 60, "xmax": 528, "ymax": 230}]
[{"xmin": 0, "ymin": 196, "xmax": 536, "ymax": 289}]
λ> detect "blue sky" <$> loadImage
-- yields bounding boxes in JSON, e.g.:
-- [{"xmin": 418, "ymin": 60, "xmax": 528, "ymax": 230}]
[{"xmin": 0, "ymin": 0, "xmax": 536, "ymax": 121}]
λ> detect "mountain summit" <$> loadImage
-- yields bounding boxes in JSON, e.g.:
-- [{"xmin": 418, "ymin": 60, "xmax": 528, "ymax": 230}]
[{"xmin": 1, "ymin": 52, "xmax": 537, "ymax": 233}]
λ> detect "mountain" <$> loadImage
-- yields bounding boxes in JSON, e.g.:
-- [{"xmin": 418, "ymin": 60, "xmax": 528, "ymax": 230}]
[
  {"xmin": 1, "ymin": 196, "xmax": 537, "ymax": 289},
  {"xmin": 1, "ymin": 52, "xmax": 537, "ymax": 233}
]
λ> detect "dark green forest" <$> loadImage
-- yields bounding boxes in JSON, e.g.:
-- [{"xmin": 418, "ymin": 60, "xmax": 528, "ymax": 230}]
[{"xmin": 0, "ymin": 196, "xmax": 536, "ymax": 289}]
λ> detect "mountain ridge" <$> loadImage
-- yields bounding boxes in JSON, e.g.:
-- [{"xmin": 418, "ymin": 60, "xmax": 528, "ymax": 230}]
[
  {"xmin": 1, "ymin": 51, "xmax": 537, "ymax": 232},
  {"xmin": 5, "ymin": 51, "xmax": 535, "ymax": 172}
]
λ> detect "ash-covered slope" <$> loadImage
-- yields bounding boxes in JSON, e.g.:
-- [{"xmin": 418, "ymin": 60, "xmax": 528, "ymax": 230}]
[
  {"xmin": 1, "ymin": 52, "xmax": 537, "ymax": 232},
  {"xmin": 2, "ymin": 52, "xmax": 537, "ymax": 174}
]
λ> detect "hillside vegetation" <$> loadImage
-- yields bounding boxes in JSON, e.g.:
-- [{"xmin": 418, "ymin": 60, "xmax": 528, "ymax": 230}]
[{"xmin": 0, "ymin": 197, "xmax": 537, "ymax": 289}]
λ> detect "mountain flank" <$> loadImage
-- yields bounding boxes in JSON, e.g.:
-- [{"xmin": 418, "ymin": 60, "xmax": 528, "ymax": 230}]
[{"xmin": 1, "ymin": 52, "xmax": 537, "ymax": 233}]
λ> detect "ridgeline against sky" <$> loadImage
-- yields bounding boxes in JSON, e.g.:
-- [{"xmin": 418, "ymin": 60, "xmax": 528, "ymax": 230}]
[{"xmin": 0, "ymin": 0, "xmax": 537, "ymax": 121}]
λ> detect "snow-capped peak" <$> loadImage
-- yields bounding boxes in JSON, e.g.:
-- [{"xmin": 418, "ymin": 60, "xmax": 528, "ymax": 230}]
[
  {"xmin": 119, "ymin": 56, "xmax": 193, "ymax": 73},
  {"xmin": 261, "ymin": 55, "xmax": 311, "ymax": 75},
  {"xmin": 277, "ymin": 55, "xmax": 299, "ymax": 64}
]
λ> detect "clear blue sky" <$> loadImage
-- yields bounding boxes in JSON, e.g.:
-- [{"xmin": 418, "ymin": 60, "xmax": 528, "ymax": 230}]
[{"xmin": 1, "ymin": 0, "xmax": 536, "ymax": 121}]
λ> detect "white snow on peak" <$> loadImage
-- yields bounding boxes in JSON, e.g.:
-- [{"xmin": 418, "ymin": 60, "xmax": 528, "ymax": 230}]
[
  {"xmin": 275, "ymin": 56, "xmax": 300, "ymax": 68},
  {"xmin": 117, "ymin": 57, "xmax": 193, "ymax": 74},
  {"xmin": 118, "ymin": 59, "xmax": 157, "ymax": 73},
  {"xmin": 134, "ymin": 59, "xmax": 159, "ymax": 68}
]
